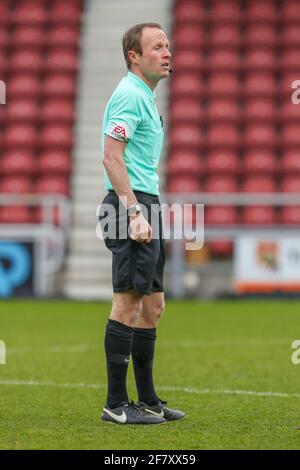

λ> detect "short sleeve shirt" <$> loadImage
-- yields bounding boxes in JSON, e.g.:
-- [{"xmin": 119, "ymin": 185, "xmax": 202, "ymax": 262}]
[{"xmin": 102, "ymin": 71, "xmax": 164, "ymax": 196}]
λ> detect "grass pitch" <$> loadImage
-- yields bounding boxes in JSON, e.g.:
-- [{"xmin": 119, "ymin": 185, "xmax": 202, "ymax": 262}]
[{"xmin": 0, "ymin": 299, "xmax": 300, "ymax": 450}]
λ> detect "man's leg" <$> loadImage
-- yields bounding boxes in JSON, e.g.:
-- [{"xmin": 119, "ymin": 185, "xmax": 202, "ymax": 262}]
[
  {"xmin": 104, "ymin": 290, "xmax": 143, "ymax": 408},
  {"xmin": 131, "ymin": 292, "xmax": 165, "ymax": 405},
  {"xmin": 132, "ymin": 292, "xmax": 186, "ymax": 421}
]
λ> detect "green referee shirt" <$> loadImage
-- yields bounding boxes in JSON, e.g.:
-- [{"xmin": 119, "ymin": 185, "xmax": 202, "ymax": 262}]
[{"xmin": 102, "ymin": 71, "xmax": 164, "ymax": 196}]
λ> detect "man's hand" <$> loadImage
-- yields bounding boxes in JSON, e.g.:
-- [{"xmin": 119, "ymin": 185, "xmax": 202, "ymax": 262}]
[{"xmin": 129, "ymin": 212, "xmax": 152, "ymax": 243}]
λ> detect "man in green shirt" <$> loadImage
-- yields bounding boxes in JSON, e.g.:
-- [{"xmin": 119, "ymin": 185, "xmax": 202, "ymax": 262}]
[{"xmin": 99, "ymin": 23, "xmax": 185, "ymax": 425}]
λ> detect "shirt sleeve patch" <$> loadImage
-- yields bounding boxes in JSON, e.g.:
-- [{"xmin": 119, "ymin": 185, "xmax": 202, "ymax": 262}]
[{"xmin": 105, "ymin": 122, "xmax": 131, "ymax": 143}]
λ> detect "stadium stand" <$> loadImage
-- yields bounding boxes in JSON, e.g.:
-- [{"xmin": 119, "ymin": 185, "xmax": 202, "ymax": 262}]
[
  {"xmin": 169, "ymin": 0, "xmax": 300, "ymax": 258},
  {"xmin": 0, "ymin": 0, "xmax": 82, "ymax": 226}
]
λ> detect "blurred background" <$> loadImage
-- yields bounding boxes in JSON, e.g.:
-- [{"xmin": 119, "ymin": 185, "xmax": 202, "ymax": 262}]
[{"xmin": 1, "ymin": 0, "xmax": 300, "ymax": 301}]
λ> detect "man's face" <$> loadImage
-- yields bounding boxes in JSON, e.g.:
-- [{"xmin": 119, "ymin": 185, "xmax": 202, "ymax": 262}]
[{"xmin": 134, "ymin": 27, "xmax": 171, "ymax": 82}]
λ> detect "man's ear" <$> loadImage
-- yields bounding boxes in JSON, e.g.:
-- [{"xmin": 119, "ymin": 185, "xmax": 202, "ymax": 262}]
[{"xmin": 128, "ymin": 50, "xmax": 139, "ymax": 66}]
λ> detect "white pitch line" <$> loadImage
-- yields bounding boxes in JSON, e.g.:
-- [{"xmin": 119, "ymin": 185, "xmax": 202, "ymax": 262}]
[
  {"xmin": 0, "ymin": 379, "xmax": 299, "ymax": 399},
  {"xmin": 6, "ymin": 338, "xmax": 292, "ymax": 354}
]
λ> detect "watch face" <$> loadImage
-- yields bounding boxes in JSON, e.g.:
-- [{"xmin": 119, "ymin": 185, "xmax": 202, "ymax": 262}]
[{"xmin": 135, "ymin": 203, "xmax": 141, "ymax": 212}]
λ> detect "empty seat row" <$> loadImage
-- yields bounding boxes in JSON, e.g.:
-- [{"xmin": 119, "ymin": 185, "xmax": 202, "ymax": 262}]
[
  {"xmin": 0, "ymin": 176, "xmax": 69, "ymax": 195},
  {"xmin": 170, "ymin": 99, "xmax": 300, "ymax": 124},
  {"xmin": 174, "ymin": 0, "xmax": 300, "ymax": 24},
  {"xmin": 170, "ymin": 73, "xmax": 298, "ymax": 98},
  {"xmin": 0, "ymin": 1, "xmax": 82, "ymax": 26},
  {"xmin": 0, "ymin": 150, "xmax": 71, "ymax": 175},
  {"xmin": 167, "ymin": 150, "xmax": 300, "ymax": 175},
  {"xmin": 0, "ymin": 49, "xmax": 78, "ymax": 73},
  {"xmin": 0, "ymin": 25, "xmax": 80, "ymax": 49},
  {"xmin": 0, "ymin": 124, "xmax": 73, "ymax": 148},
  {"xmin": 0, "ymin": 100, "xmax": 75, "ymax": 124},
  {"xmin": 167, "ymin": 175, "xmax": 300, "ymax": 193},
  {"xmin": 169, "ymin": 124, "xmax": 300, "ymax": 149}
]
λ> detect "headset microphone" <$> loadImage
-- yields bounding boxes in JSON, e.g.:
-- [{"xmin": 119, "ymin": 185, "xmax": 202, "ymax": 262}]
[{"xmin": 169, "ymin": 69, "xmax": 174, "ymax": 73}]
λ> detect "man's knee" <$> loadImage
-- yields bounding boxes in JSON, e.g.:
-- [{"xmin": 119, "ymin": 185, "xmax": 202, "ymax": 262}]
[
  {"xmin": 142, "ymin": 297, "xmax": 165, "ymax": 326},
  {"xmin": 110, "ymin": 291, "xmax": 143, "ymax": 327}
]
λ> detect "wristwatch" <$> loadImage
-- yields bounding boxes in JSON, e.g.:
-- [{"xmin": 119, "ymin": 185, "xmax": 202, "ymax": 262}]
[{"xmin": 128, "ymin": 202, "xmax": 141, "ymax": 217}]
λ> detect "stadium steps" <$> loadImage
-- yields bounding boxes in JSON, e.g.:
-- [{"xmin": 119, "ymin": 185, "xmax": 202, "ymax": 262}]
[{"xmin": 64, "ymin": 0, "xmax": 172, "ymax": 300}]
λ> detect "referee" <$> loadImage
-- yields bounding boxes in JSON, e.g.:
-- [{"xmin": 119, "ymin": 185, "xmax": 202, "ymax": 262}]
[{"xmin": 99, "ymin": 23, "xmax": 185, "ymax": 425}]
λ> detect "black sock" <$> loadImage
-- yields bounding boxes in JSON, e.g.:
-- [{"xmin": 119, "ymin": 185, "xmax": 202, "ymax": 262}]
[
  {"xmin": 104, "ymin": 319, "xmax": 133, "ymax": 409},
  {"xmin": 131, "ymin": 327, "xmax": 159, "ymax": 406}
]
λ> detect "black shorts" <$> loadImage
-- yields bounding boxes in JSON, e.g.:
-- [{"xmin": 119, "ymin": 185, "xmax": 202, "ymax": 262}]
[{"xmin": 99, "ymin": 190, "xmax": 165, "ymax": 296}]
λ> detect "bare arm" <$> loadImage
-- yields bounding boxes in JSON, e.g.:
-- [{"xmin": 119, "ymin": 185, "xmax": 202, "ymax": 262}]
[
  {"xmin": 103, "ymin": 135, "xmax": 137, "ymax": 208},
  {"xmin": 103, "ymin": 135, "xmax": 152, "ymax": 242}
]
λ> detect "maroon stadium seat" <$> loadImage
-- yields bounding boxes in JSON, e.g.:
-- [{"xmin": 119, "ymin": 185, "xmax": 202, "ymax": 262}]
[
  {"xmin": 282, "ymin": 25, "xmax": 300, "ymax": 46},
  {"xmin": 8, "ymin": 74, "xmax": 40, "ymax": 98},
  {"xmin": 206, "ymin": 150, "xmax": 239, "ymax": 175},
  {"xmin": 167, "ymin": 176, "xmax": 201, "ymax": 193},
  {"xmin": 169, "ymin": 124, "xmax": 203, "ymax": 150},
  {"xmin": 281, "ymin": 102, "xmax": 300, "ymax": 122},
  {"xmin": 208, "ymin": 49, "xmax": 240, "ymax": 72},
  {"xmin": 49, "ymin": 1, "xmax": 82, "ymax": 25},
  {"xmin": 207, "ymin": 73, "xmax": 240, "ymax": 98},
  {"xmin": 41, "ymin": 99, "xmax": 74, "ymax": 124},
  {"xmin": 244, "ymin": 124, "xmax": 277, "ymax": 148},
  {"xmin": 243, "ymin": 176, "xmax": 276, "ymax": 193},
  {"xmin": 0, "ymin": 206, "xmax": 33, "ymax": 224},
  {"xmin": 0, "ymin": 27, "xmax": 8, "ymax": 50},
  {"xmin": 1, "ymin": 176, "xmax": 33, "ymax": 193},
  {"xmin": 282, "ymin": 1, "xmax": 300, "ymax": 22},
  {"xmin": 281, "ymin": 176, "xmax": 300, "ymax": 193},
  {"xmin": 210, "ymin": 0, "xmax": 241, "ymax": 24},
  {"xmin": 47, "ymin": 25, "xmax": 79, "ymax": 48},
  {"xmin": 43, "ymin": 74, "xmax": 76, "ymax": 98},
  {"xmin": 174, "ymin": 1, "xmax": 206, "ymax": 24},
  {"xmin": 244, "ymin": 48, "xmax": 276, "ymax": 72},
  {"xmin": 173, "ymin": 50, "xmax": 204, "ymax": 73},
  {"xmin": 1, "ymin": 150, "xmax": 35, "ymax": 175},
  {"xmin": 13, "ymin": 2, "xmax": 48, "ymax": 26},
  {"xmin": 3, "ymin": 124, "xmax": 38, "ymax": 148},
  {"xmin": 205, "ymin": 206, "xmax": 239, "ymax": 224},
  {"xmin": 205, "ymin": 176, "xmax": 238, "ymax": 193},
  {"xmin": 6, "ymin": 100, "xmax": 39, "ymax": 123},
  {"xmin": 170, "ymin": 73, "xmax": 204, "ymax": 99},
  {"xmin": 281, "ymin": 206, "xmax": 300, "ymax": 224},
  {"xmin": 46, "ymin": 49, "xmax": 78, "ymax": 73},
  {"xmin": 282, "ymin": 150, "xmax": 300, "ymax": 173},
  {"xmin": 244, "ymin": 73, "xmax": 277, "ymax": 97},
  {"xmin": 167, "ymin": 150, "xmax": 205, "ymax": 176},
  {"xmin": 11, "ymin": 26, "xmax": 45, "ymax": 49},
  {"xmin": 244, "ymin": 25, "xmax": 277, "ymax": 47},
  {"xmin": 207, "ymin": 124, "xmax": 240, "ymax": 149},
  {"xmin": 282, "ymin": 124, "xmax": 300, "ymax": 147},
  {"xmin": 40, "ymin": 124, "xmax": 73, "ymax": 149},
  {"xmin": 38, "ymin": 150, "xmax": 71, "ymax": 175},
  {"xmin": 170, "ymin": 98, "xmax": 204, "ymax": 124},
  {"xmin": 173, "ymin": 25, "xmax": 205, "ymax": 50},
  {"xmin": 9, "ymin": 50, "xmax": 43, "ymax": 73},
  {"xmin": 210, "ymin": 25, "xmax": 240, "ymax": 48},
  {"xmin": 243, "ymin": 99, "xmax": 276, "ymax": 122},
  {"xmin": 0, "ymin": 2, "xmax": 9, "ymax": 26},
  {"xmin": 242, "ymin": 206, "xmax": 276, "ymax": 224},
  {"xmin": 207, "ymin": 99, "xmax": 240, "ymax": 123},
  {"xmin": 35, "ymin": 176, "xmax": 69, "ymax": 195},
  {"xmin": 281, "ymin": 49, "xmax": 300, "ymax": 72},
  {"xmin": 245, "ymin": 0, "xmax": 277, "ymax": 23},
  {"xmin": 243, "ymin": 150, "xmax": 277, "ymax": 175}
]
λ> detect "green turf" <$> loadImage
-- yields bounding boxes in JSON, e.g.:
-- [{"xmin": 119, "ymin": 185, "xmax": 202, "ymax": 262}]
[{"xmin": 0, "ymin": 299, "xmax": 300, "ymax": 449}]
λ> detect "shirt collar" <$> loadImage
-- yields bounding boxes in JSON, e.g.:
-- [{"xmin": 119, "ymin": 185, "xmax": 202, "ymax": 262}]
[{"xmin": 127, "ymin": 71, "xmax": 156, "ymax": 100}]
